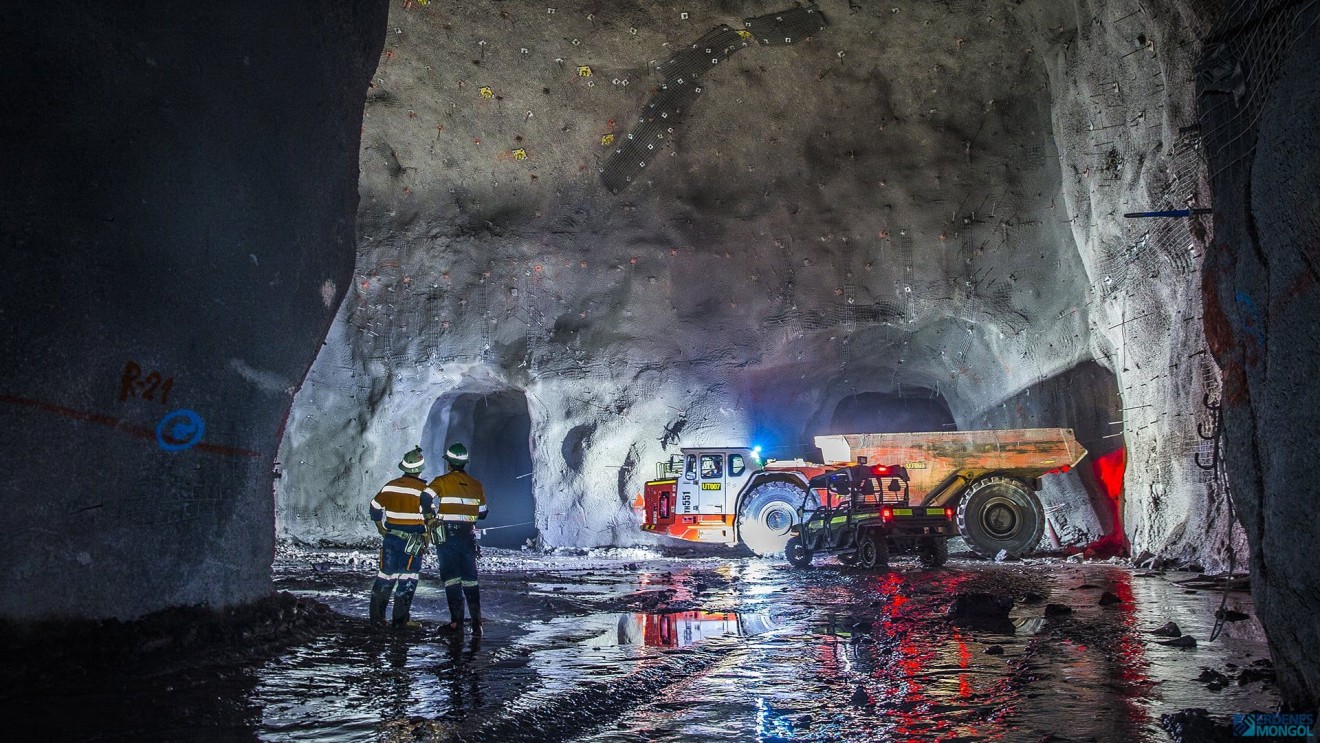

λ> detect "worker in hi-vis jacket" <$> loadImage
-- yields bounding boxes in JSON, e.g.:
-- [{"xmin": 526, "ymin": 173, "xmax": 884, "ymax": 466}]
[
  {"xmin": 367, "ymin": 446, "xmax": 429, "ymax": 628},
  {"xmin": 423, "ymin": 443, "xmax": 488, "ymax": 634}
]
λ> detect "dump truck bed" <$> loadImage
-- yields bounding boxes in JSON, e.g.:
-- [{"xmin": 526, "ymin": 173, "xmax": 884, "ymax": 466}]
[{"xmin": 814, "ymin": 428, "xmax": 1087, "ymax": 507}]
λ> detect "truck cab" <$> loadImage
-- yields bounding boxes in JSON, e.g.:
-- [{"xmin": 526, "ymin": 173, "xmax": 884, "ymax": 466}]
[
  {"xmin": 641, "ymin": 447, "xmax": 760, "ymax": 544},
  {"xmin": 677, "ymin": 448, "xmax": 758, "ymax": 518}
]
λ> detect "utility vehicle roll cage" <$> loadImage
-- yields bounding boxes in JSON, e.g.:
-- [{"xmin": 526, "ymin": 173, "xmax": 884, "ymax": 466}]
[{"xmin": 798, "ymin": 462, "xmax": 912, "ymax": 532}]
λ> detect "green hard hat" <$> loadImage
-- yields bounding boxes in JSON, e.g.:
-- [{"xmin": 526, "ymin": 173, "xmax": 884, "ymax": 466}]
[
  {"xmin": 399, "ymin": 446, "xmax": 425, "ymax": 474},
  {"xmin": 444, "ymin": 443, "xmax": 469, "ymax": 466}
]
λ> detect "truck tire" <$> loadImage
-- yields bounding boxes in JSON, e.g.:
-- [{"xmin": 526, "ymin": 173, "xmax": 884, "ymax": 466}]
[
  {"xmin": 918, "ymin": 537, "xmax": 948, "ymax": 568},
  {"xmin": 856, "ymin": 529, "xmax": 889, "ymax": 571},
  {"xmin": 738, "ymin": 481, "xmax": 816, "ymax": 557},
  {"xmin": 785, "ymin": 536, "xmax": 813, "ymax": 569},
  {"xmin": 956, "ymin": 476, "xmax": 1045, "ymax": 558}
]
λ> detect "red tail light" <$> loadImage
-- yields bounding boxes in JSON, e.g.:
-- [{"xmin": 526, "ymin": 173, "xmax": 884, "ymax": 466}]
[
  {"xmin": 944, "ymin": 507, "xmax": 954, "ymax": 518},
  {"xmin": 881, "ymin": 507, "xmax": 893, "ymax": 522},
  {"xmin": 870, "ymin": 465, "xmax": 892, "ymax": 476}
]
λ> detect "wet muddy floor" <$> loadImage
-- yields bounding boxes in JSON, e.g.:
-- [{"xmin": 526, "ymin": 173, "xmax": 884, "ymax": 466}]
[{"xmin": 3, "ymin": 548, "xmax": 1280, "ymax": 741}]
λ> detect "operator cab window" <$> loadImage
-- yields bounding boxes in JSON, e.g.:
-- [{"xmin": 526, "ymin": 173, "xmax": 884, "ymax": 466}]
[
  {"xmin": 700, "ymin": 454, "xmax": 723, "ymax": 479},
  {"xmin": 728, "ymin": 454, "xmax": 746, "ymax": 477},
  {"xmin": 685, "ymin": 454, "xmax": 697, "ymax": 478}
]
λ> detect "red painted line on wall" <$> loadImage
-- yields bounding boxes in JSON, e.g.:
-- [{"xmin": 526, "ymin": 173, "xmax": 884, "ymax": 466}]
[{"xmin": 0, "ymin": 394, "xmax": 262, "ymax": 459}]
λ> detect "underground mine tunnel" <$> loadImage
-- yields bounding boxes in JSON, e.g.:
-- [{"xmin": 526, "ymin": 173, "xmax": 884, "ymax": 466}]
[{"xmin": 1, "ymin": 0, "xmax": 1318, "ymax": 740}]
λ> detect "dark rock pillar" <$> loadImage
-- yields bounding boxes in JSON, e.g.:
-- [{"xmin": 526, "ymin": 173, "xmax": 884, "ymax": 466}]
[
  {"xmin": 0, "ymin": 2, "xmax": 387, "ymax": 618},
  {"xmin": 1200, "ymin": 0, "xmax": 1320, "ymax": 711}
]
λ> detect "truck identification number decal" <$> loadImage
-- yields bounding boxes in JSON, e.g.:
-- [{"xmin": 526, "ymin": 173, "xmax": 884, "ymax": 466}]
[
  {"xmin": 700, "ymin": 482, "xmax": 722, "ymax": 490},
  {"xmin": 906, "ymin": 461, "xmax": 927, "ymax": 469}
]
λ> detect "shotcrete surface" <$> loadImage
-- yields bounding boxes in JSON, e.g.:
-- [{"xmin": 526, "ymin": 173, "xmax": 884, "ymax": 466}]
[{"xmin": 279, "ymin": 0, "xmax": 1236, "ymax": 576}]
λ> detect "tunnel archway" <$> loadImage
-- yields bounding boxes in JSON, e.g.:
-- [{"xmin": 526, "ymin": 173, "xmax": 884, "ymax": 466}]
[
  {"xmin": 970, "ymin": 360, "xmax": 1126, "ymax": 548},
  {"xmin": 825, "ymin": 390, "xmax": 957, "ymax": 435},
  {"xmin": 423, "ymin": 390, "xmax": 536, "ymax": 549}
]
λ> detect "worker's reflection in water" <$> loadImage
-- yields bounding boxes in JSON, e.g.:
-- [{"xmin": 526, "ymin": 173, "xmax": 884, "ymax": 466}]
[
  {"xmin": 444, "ymin": 633, "xmax": 484, "ymax": 714},
  {"xmin": 371, "ymin": 635, "xmax": 414, "ymax": 725}
]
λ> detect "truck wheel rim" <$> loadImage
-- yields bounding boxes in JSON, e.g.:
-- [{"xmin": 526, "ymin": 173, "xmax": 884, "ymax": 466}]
[
  {"xmin": 762, "ymin": 504, "xmax": 794, "ymax": 535},
  {"xmin": 981, "ymin": 498, "xmax": 1020, "ymax": 538}
]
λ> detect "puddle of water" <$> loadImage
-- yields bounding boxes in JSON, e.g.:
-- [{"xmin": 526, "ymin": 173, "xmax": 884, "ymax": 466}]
[
  {"xmin": 581, "ymin": 563, "xmax": 1281, "ymax": 743},
  {"xmin": 18, "ymin": 556, "xmax": 1279, "ymax": 742}
]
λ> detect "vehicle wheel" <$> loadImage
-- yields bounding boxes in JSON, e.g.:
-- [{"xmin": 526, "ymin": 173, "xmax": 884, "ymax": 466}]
[
  {"xmin": 738, "ymin": 481, "xmax": 817, "ymax": 557},
  {"xmin": 856, "ymin": 529, "xmax": 889, "ymax": 571},
  {"xmin": 956, "ymin": 477, "xmax": 1046, "ymax": 558},
  {"xmin": 785, "ymin": 536, "xmax": 813, "ymax": 569},
  {"xmin": 918, "ymin": 537, "xmax": 949, "ymax": 568}
]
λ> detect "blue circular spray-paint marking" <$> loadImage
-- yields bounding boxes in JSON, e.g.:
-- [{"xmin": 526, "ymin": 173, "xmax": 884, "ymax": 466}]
[{"xmin": 156, "ymin": 409, "xmax": 205, "ymax": 452}]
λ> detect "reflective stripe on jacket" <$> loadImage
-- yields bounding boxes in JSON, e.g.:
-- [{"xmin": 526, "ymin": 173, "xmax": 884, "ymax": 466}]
[
  {"xmin": 422, "ymin": 470, "xmax": 487, "ymax": 523},
  {"xmin": 370, "ymin": 475, "xmax": 427, "ymax": 533}
]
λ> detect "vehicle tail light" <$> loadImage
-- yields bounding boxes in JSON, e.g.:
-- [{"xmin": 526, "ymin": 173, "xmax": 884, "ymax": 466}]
[
  {"xmin": 881, "ymin": 507, "xmax": 893, "ymax": 522},
  {"xmin": 944, "ymin": 507, "xmax": 954, "ymax": 518},
  {"xmin": 870, "ymin": 465, "xmax": 891, "ymax": 477}
]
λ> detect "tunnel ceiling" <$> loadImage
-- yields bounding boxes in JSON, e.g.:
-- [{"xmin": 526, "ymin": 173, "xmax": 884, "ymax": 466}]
[{"xmin": 352, "ymin": 0, "xmax": 1088, "ymax": 413}]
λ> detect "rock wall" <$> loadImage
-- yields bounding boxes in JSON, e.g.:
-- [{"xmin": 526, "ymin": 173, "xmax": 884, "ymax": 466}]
[
  {"xmin": 0, "ymin": 2, "xmax": 388, "ymax": 619},
  {"xmin": 281, "ymin": 1, "xmax": 1246, "ymax": 570},
  {"xmin": 1028, "ymin": 0, "xmax": 1246, "ymax": 569},
  {"xmin": 280, "ymin": 0, "xmax": 1243, "ymax": 570},
  {"xmin": 278, "ymin": 0, "xmax": 1103, "ymax": 548},
  {"xmin": 1200, "ymin": 0, "xmax": 1320, "ymax": 712}
]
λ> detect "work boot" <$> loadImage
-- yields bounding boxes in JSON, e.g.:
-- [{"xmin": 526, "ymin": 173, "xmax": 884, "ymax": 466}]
[
  {"xmin": 368, "ymin": 583, "xmax": 392, "ymax": 627},
  {"xmin": 464, "ymin": 585, "xmax": 482, "ymax": 636},
  {"xmin": 442, "ymin": 584, "xmax": 465, "ymax": 633},
  {"xmin": 392, "ymin": 584, "xmax": 418, "ymax": 628}
]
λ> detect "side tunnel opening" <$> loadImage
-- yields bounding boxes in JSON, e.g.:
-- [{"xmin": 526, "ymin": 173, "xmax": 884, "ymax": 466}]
[
  {"xmin": 423, "ymin": 390, "xmax": 537, "ymax": 549},
  {"xmin": 970, "ymin": 360, "xmax": 1126, "ymax": 551},
  {"xmin": 826, "ymin": 390, "xmax": 957, "ymax": 435}
]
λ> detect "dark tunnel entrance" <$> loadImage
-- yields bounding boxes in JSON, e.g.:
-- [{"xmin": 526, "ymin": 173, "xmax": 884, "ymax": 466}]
[
  {"xmin": 424, "ymin": 390, "xmax": 537, "ymax": 549},
  {"xmin": 825, "ymin": 390, "xmax": 957, "ymax": 435}
]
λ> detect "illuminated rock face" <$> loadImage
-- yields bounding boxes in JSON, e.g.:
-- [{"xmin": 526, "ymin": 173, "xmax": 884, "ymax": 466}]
[
  {"xmin": 0, "ymin": 3, "xmax": 388, "ymax": 619},
  {"xmin": 277, "ymin": 0, "xmax": 1240, "ymax": 572}
]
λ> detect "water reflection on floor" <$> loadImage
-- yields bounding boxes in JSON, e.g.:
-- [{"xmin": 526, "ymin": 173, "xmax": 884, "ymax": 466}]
[{"xmin": 12, "ymin": 551, "xmax": 1281, "ymax": 741}]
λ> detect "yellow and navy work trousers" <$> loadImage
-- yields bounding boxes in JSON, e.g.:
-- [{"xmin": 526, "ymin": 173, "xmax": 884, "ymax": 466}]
[
  {"xmin": 436, "ymin": 522, "xmax": 480, "ymax": 625},
  {"xmin": 371, "ymin": 530, "xmax": 424, "ymax": 625}
]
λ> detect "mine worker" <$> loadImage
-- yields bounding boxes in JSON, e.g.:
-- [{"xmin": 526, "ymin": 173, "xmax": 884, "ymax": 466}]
[
  {"xmin": 367, "ymin": 446, "xmax": 429, "ymax": 629},
  {"xmin": 423, "ymin": 443, "xmax": 488, "ymax": 635}
]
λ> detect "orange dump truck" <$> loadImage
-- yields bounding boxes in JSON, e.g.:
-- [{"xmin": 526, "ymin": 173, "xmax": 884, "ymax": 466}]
[{"xmin": 638, "ymin": 428, "xmax": 1086, "ymax": 559}]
